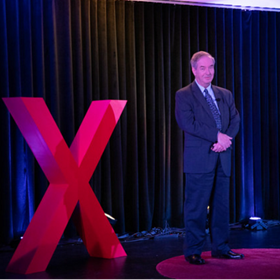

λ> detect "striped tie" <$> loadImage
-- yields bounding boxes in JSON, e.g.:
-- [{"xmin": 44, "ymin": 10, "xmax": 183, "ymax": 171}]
[{"xmin": 204, "ymin": 89, "xmax": 222, "ymax": 130}]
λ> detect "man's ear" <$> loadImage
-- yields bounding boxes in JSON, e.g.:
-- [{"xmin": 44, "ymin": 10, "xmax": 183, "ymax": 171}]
[{"xmin": 191, "ymin": 67, "xmax": 196, "ymax": 77}]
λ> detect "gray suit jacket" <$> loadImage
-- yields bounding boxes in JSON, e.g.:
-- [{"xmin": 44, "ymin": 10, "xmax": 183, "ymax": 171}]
[{"xmin": 175, "ymin": 81, "xmax": 240, "ymax": 176}]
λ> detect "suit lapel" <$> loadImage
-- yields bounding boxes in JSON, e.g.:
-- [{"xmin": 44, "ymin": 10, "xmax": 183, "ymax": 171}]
[
  {"xmin": 191, "ymin": 82, "xmax": 215, "ymax": 120},
  {"xmin": 212, "ymin": 86, "xmax": 225, "ymax": 129},
  {"xmin": 192, "ymin": 82, "xmax": 226, "ymax": 130}
]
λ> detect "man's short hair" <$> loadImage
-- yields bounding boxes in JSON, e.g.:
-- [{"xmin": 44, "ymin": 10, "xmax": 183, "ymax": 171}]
[{"xmin": 190, "ymin": 51, "xmax": 215, "ymax": 69}]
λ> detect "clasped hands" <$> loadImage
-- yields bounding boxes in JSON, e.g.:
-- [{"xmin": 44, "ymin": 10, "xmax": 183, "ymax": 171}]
[{"xmin": 211, "ymin": 132, "xmax": 232, "ymax": 153}]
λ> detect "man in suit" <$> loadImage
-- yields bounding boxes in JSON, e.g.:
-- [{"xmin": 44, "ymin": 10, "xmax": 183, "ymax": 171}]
[{"xmin": 175, "ymin": 51, "xmax": 242, "ymax": 265}]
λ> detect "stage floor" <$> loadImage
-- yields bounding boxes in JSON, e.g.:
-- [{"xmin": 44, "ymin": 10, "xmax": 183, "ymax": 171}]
[{"xmin": 1, "ymin": 223, "xmax": 280, "ymax": 279}]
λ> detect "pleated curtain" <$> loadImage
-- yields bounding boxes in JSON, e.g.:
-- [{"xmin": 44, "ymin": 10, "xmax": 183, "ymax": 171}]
[{"xmin": 0, "ymin": 0, "xmax": 280, "ymax": 244}]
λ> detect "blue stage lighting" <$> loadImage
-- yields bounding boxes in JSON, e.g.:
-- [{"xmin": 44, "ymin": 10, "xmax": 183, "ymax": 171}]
[{"xmin": 248, "ymin": 217, "xmax": 268, "ymax": 230}]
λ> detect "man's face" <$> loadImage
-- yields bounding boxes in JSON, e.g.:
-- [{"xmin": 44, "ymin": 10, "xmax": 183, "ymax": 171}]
[{"xmin": 192, "ymin": 56, "xmax": 215, "ymax": 88}]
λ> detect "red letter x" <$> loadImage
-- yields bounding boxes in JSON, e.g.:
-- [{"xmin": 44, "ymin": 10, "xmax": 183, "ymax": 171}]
[{"xmin": 3, "ymin": 98, "xmax": 127, "ymax": 274}]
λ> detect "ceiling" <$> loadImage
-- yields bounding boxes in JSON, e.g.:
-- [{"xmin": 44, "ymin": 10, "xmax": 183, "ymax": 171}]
[{"xmin": 126, "ymin": 0, "xmax": 280, "ymax": 11}]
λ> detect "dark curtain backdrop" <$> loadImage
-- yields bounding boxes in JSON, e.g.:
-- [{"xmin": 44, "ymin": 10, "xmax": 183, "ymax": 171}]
[{"xmin": 1, "ymin": 0, "xmax": 280, "ymax": 245}]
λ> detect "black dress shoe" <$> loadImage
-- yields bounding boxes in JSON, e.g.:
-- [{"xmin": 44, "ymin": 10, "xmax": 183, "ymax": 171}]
[
  {"xmin": 185, "ymin": 254, "xmax": 206, "ymax": 265},
  {"xmin": 212, "ymin": 250, "xmax": 244, "ymax": 259}
]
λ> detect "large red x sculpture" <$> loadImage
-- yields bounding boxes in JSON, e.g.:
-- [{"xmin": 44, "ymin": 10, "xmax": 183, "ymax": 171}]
[{"xmin": 3, "ymin": 97, "xmax": 127, "ymax": 274}]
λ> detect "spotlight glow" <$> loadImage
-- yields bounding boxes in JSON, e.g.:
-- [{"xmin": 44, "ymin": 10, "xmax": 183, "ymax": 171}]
[{"xmin": 249, "ymin": 216, "xmax": 261, "ymax": 221}]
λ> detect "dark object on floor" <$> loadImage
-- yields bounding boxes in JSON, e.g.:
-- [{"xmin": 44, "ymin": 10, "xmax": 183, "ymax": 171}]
[
  {"xmin": 185, "ymin": 254, "xmax": 205, "ymax": 265},
  {"xmin": 212, "ymin": 250, "xmax": 244, "ymax": 259}
]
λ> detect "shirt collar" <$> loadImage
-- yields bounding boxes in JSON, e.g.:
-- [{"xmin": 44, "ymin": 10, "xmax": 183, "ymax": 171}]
[{"xmin": 195, "ymin": 80, "xmax": 212, "ymax": 94}]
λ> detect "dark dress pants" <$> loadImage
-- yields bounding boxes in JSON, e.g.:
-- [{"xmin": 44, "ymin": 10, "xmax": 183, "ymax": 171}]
[{"xmin": 183, "ymin": 157, "xmax": 230, "ymax": 257}]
